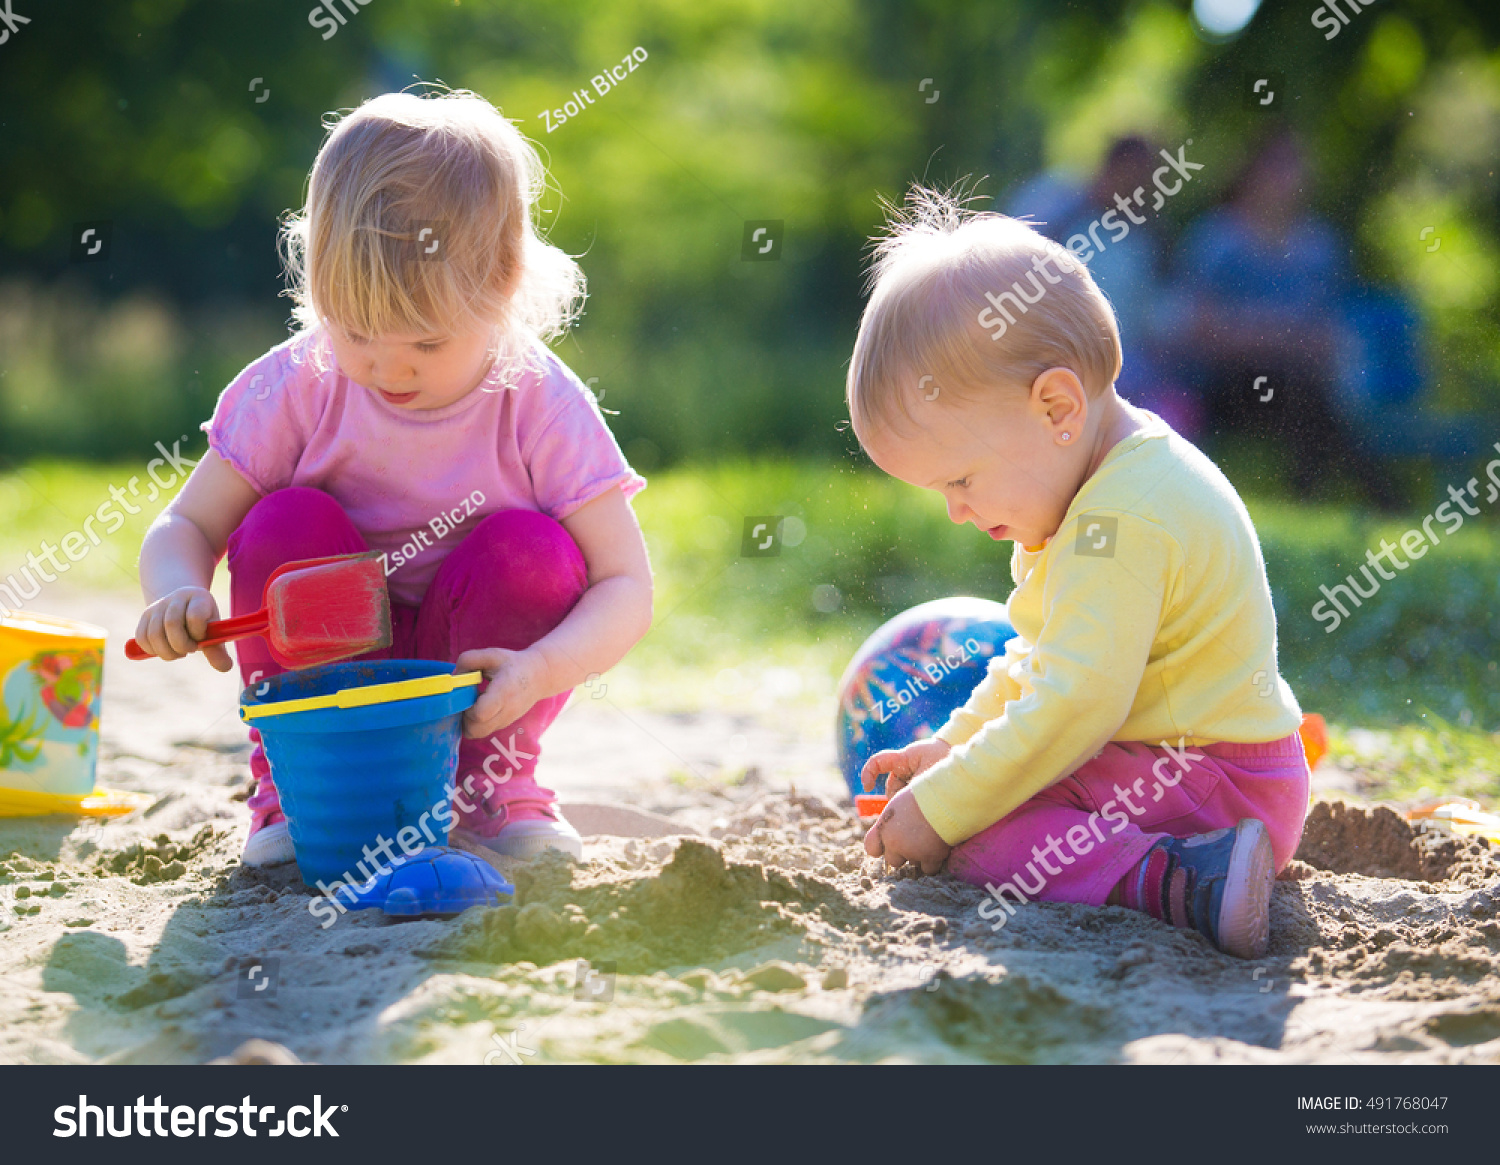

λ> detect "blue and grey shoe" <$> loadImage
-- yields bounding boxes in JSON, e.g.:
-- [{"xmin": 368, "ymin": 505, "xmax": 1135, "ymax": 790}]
[{"xmin": 1153, "ymin": 818, "xmax": 1274, "ymax": 959}]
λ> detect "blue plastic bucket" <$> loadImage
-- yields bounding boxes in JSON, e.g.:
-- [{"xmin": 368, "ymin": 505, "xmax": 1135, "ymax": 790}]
[{"xmin": 240, "ymin": 660, "xmax": 477, "ymax": 887}]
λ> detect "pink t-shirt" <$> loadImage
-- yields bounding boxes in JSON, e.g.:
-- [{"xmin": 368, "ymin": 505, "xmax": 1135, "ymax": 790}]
[{"xmin": 203, "ymin": 331, "xmax": 645, "ymax": 606}]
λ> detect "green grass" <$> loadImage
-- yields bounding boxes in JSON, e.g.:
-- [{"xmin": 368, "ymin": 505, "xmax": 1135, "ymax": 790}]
[
  {"xmin": 4, "ymin": 457, "xmax": 1499, "ymax": 801},
  {"xmin": 1325, "ymin": 720, "xmax": 1500, "ymax": 804},
  {"xmin": 0, "ymin": 459, "xmax": 187, "ymax": 595}
]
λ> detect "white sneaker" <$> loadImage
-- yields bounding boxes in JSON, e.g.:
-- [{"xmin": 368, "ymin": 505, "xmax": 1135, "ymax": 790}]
[
  {"xmin": 242, "ymin": 817, "xmax": 297, "ymax": 867},
  {"xmin": 465, "ymin": 809, "xmax": 584, "ymax": 861}
]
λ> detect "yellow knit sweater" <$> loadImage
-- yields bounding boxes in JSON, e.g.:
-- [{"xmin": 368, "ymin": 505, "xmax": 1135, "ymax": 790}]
[{"xmin": 913, "ymin": 414, "xmax": 1303, "ymax": 845}]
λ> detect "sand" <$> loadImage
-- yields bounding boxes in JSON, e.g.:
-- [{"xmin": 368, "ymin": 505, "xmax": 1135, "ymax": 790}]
[{"xmin": 1, "ymin": 589, "xmax": 1498, "ymax": 1065}]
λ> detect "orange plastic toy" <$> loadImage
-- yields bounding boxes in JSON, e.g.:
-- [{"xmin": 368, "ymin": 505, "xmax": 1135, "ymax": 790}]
[{"xmin": 1299, "ymin": 713, "xmax": 1328, "ymax": 769}]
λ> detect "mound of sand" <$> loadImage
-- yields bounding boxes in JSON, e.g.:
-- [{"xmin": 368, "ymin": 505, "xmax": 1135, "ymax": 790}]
[{"xmin": 1287, "ymin": 800, "xmax": 1495, "ymax": 885}]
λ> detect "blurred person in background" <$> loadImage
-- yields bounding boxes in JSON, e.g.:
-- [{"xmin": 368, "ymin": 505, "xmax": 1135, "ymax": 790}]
[
  {"xmin": 1163, "ymin": 128, "xmax": 1403, "ymax": 507},
  {"xmin": 1005, "ymin": 136, "xmax": 1200, "ymax": 438}
]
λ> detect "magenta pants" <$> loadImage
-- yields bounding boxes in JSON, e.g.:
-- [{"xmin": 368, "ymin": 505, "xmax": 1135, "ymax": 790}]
[
  {"xmin": 231, "ymin": 488, "xmax": 587, "ymax": 824},
  {"xmin": 947, "ymin": 734, "xmax": 1310, "ymax": 905}
]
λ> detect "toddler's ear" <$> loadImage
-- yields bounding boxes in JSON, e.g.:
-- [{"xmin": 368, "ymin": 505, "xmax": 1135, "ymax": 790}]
[{"xmin": 1031, "ymin": 367, "xmax": 1088, "ymax": 436}]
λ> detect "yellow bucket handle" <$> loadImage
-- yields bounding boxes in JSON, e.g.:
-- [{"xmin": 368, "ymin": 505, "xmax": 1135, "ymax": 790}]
[{"xmin": 240, "ymin": 671, "xmax": 482, "ymax": 722}]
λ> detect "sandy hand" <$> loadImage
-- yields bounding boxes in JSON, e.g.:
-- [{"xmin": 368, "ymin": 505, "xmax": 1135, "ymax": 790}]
[{"xmin": 864, "ymin": 786, "xmax": 951, "ymax": 873}]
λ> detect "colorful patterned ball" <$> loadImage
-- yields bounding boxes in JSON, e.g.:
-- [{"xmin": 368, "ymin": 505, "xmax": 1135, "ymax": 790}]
[{"xmin": 835, "ymin": 597, "xmax": 1017, "ymax": 802}]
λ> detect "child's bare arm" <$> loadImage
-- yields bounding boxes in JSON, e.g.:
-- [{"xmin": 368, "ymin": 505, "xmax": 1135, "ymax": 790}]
[
  {"xmin": 134, "ymin": 451, "xmax": 261, "ymax": 669},
  {"xmin": 459, "ymin": 486, "xmax": 653, "ymax": 737}
]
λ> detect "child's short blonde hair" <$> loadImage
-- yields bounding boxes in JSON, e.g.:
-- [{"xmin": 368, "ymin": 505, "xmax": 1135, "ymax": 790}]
[
  {"xmin": 280, "ymin": 89, "xmax": 582, "ymax": 361},
  {"xmin": 847, "ymin": 187, "xmax": 1122, "ymax": 438}
]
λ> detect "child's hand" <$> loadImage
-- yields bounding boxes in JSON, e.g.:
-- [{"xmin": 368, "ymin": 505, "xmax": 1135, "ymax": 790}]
[
  {"xmin": 133, "ymin": 587, "xmax": 235, "ymax": 672},
  {"xmin": 864, "ymin": 786, "xmax": 951, "ymax": 873},
  {"xmin": 457, "ymin": 647, "xmax": 546, "ymax": 739},
  {"xmin": 860, "ymin": 736, "xmax": 951, "ymax": 796}
]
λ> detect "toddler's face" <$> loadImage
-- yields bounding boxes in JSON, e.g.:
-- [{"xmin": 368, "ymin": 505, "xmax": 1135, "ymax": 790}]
[
  {"xmin": 326, "ymin": 322, "xmax": 495, "ymax": 410},
  {"xmin": 862, "ymin": 386, "xmax": 1080, "ymax": 551}
]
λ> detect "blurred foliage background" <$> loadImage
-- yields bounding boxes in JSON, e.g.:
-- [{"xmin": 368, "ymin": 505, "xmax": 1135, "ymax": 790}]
[
  {"xmin": 4, "ymin": 0, "xmax": 1500, "ymax": 466},
  {"xmin": 1, "ymin": 0, "xmax": 1499, "ymax": 756}
]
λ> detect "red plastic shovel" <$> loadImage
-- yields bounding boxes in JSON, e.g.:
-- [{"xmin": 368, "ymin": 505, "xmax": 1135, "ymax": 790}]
[{"xmin": 126, "ymin": 552, "xmax": 392, "ymax": 668}]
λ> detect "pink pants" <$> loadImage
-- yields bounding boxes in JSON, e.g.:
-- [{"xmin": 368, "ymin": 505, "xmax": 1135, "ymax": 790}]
[
  {"xmin": 947, "ymin": 734, "xmax": 1310, "ymax": 905},
  {"xmin": 232, "ymin": 488, "xmax": 587, "ymax": 828}
]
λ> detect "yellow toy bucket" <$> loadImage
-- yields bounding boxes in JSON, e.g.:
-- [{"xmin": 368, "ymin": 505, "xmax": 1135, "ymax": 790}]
[{"xmin": 0, "ymin": 610, "xmax": 141, "ymax": 818}]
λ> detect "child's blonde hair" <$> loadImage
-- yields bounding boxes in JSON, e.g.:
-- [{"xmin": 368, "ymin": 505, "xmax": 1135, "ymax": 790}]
[
  {"xmin": 847, "ymin": 187, "xmax": 1122, "ymax": 438},
  {"xmin": 280, "ymin": 89, "xmax": 583, "ymax": 364}
]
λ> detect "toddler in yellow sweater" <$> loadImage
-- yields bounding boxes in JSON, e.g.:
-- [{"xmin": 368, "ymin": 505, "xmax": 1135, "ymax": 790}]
[{"xmin": 847, "ymin": 190, "xmax": 1310, "ymax": 958}]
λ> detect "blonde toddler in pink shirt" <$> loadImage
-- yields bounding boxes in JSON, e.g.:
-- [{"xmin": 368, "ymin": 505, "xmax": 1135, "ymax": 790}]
[{"xmin": 132, "ymin": 90, "xmax": 654, "ymax": 868}]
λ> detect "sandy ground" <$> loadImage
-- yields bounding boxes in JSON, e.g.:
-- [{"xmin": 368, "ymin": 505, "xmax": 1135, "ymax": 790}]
[{"xmin": 2, "ymin": 590, "xmax": 1499, "ymax": 1065}]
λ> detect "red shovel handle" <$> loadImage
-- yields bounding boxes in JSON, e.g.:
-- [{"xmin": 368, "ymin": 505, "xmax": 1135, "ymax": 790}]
[
  {"xmin": 193, "ymin": 610, "xmax": 271, "ymax": 649},
  {"xmin": 124, "ymin": 553, "xmax": 377, "ymax": 662},
  {"xmin": 125, "ymin": 609, "xmax": 269, "ymax": 660}
]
